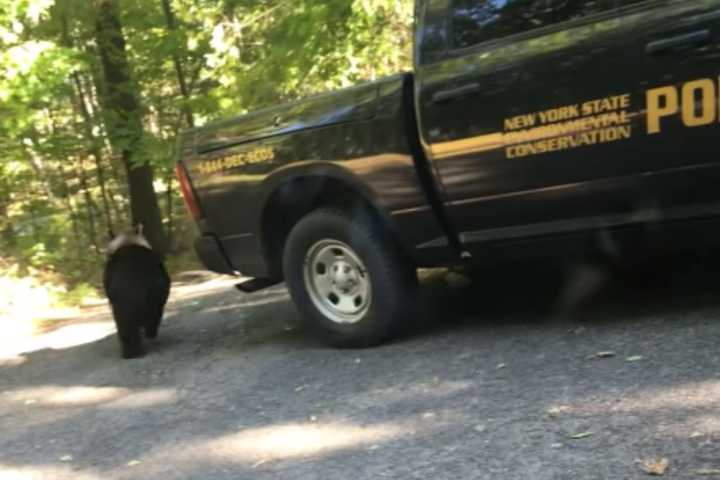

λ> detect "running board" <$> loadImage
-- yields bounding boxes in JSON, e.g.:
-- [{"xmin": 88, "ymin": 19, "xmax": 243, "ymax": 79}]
[{"xmin": 235, "ymin": 278, "xmax": 281, "ymax": 293}]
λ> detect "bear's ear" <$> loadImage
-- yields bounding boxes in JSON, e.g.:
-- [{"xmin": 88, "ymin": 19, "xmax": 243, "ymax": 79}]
[{"xmin": 135, "ymin": 223, "xmax": 144, "ymax": 237}]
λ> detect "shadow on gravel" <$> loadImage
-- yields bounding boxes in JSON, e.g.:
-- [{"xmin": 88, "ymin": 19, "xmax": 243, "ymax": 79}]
[{"xmin": 413, "ymin": 249, "xmax": 720, "ymax": 336}]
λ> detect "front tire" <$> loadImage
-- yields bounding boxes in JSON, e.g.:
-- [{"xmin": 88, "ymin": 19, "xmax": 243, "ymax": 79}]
[{"xmin": 283, "ymin": 208, "xmax": 417, "ymax": 347}]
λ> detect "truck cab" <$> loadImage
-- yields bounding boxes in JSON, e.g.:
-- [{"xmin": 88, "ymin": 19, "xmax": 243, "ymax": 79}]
[{"xmin": 415, "ymin": 0, "xmax": 720, "ymax": 257}]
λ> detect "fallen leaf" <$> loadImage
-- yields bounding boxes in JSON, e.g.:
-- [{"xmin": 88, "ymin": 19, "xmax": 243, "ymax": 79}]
[
  {"xmin": 641, "ymin": 457, "xmax": 669, "ymax": 476},
  {"xmin": 690, "ymin": 431, "xmax": 703, "ymax": 439},
  {"xmin": 474, "ymin": 424, "xmax": 486, "ymax": 433},
  {"xmin": 422, "ymin": 412, "xmax": 436, "ymax": 419},
  {"xmin": 595, "ymin": 351, "xmax": 616, "ymax": 358},
  {"xmin": 354, "ymin": 358, "xmax": 362, "ymax": 364},
  {"xmin": 294, "ymin": 385, "xmax": 306, "ymax": 393},
  {"xmin": 24, "ymin": 399, "xmax": 36, "ymax": 405},
  {"xmin": 368, "ymin": 444, "xmax": 380, "ymax": 451},
  {"xmin": 626, "ymin": 355, "xmax": 644, "ymax": 362},
  {"xmin": 60, "ymin": 455, "xmax": 73, "ymax": 462},
  {"xmin": 309, "ymin": 415, "xmax": 317, "ymax": 422},
  {"xmin": 127, "ymin": 460, "xmax": 141, "ymax": 467},
  {"xmin": 548, "ymin": 406, "xmax": 571, "ymax": 417},
  {"xmin": 551, "ymin": 443, "xmax": 563, "ymax": 449},
  {"xmin": 696, "ymin": 469, "xmax": 720, "ymax": 476},
  {"xmin": 496, "ymin": 363, "xmax": 507, "ymax": 370},
  {"xmin": 569, "ymin": 431, "xmax": 593, "ymax": 439}
]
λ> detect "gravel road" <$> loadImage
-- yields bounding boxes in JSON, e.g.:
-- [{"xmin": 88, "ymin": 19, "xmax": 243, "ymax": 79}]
[{"xmin": 2, "ymin": 254, "xmax": 720, "ymax": 479}]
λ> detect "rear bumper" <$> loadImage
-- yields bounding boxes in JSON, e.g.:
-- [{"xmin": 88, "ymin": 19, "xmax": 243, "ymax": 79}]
[{"xmin": 194, "ymin": 235, "xmax": 236, "ymax": 275}]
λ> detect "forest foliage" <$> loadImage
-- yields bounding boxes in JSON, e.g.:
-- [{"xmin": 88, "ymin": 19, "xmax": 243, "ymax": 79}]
[{"xmin": 0, "ymin": 0, "xmax": 413, "ymax": 301}]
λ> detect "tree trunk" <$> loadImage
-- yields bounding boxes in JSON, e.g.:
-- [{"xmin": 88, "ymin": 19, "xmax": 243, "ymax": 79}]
[{"xmin": 95, "ymin": 0, "xmax": 168, "ymax": 255}]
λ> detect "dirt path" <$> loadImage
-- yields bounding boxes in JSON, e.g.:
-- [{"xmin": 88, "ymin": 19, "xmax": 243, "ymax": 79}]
[{"xmin": 2, "ymin": 256, "xmax": 720, "ymax": 479}]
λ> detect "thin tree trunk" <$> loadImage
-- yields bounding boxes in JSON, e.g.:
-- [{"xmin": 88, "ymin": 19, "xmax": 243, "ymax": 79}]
[
  {"xmin": 160, "ymin": 0, "xmax": 194, "ymax": 129},
  {"xmin": 66, "ymin": 92, "xmax": 103, "ymax": 250},
  {"xmin": 72, "ymin": 73, "xmax": 115, "ymax": 234},
  {"xmin": 77, "ymin": 73, "xmax": 124, "ymax": 226},
  {"xmin": 160, "ymin": 0, "xmax": 195, "ymax": 251},
  {"xmin": 22, "ymin": 144, "xmax": 56, "ymax": 203},
  {"xmin": 75, "ymin": 155, "xmax": 101, "ymax": 252},
  {"xmin": 83, "ymin": 67, "xmax": 125, "ymax": 192},
  {"xmin": 0, "ymin": 181, "xmax": 15, "ymax": 247},
  {"xmin": 165, "ymin": 169, "xmax": 175, "ymax": 251},
  {"xmin": 58, "ymin": 163, "xmax": 85, "ymax": 259},
  {"xmin": 60, "ymin": 13, "xmax": 117, "ymax": 235},
  {"xmin": 0, "ymin": 206, "xmax": 14, "ymax": 247},
  {"xmin": 41, "ymin": 107, "xmax": 85, "ymax": 257},
  {"xmin": 28, "ymin": 204, "xmax": 40, "ymax": 246},
  {"xmin": 95, "ymin": 0, "xmax": 168, "ymax": 255}
]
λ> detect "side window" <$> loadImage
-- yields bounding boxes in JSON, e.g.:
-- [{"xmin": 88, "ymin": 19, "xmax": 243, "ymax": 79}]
[
  {"xmin": 418, "ymin": 0, "xmax": 452, "ymax": 64},
  {"xmin": 451, "ymin": 0, "xmax": 615, "ymax": 50}
]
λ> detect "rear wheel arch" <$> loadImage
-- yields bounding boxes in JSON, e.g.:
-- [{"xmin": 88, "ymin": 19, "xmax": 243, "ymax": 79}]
[{"xmin": 259, "ymin": 173, "xmax": 408, "ymax": 279}]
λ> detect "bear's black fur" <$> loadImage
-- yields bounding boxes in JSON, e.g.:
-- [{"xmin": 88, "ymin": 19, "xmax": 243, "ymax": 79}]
[{"xmin": 103, "ymin": 239, "xmax": 171, "ymax": 359}]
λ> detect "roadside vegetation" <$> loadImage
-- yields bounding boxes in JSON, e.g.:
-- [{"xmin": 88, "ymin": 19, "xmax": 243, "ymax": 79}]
[{"xmin": 0, "ymin": 0, "xmax": 413, "ymax": 311}]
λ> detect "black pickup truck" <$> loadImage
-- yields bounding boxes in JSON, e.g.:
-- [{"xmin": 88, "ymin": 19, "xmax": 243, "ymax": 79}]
[{"xmin": 176, "ymin": 0, "xmax": 720, "ymax": 346}]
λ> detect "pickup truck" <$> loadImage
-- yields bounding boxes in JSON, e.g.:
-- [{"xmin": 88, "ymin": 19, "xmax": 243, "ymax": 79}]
[{"xmin": 176, "ymin": 0, "xmax": 720, "ymax": 347}]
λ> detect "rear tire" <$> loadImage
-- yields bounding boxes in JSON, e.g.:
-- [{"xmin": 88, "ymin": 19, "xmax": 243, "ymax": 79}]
[{"xmin": 283, "ymin": 208, "xmax": 417, "ymax": 347}]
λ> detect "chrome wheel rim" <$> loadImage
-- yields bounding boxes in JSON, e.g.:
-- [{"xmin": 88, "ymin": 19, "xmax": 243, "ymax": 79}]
[{"xmin": 303, "ymin": 240, "xmax": 371, "ymax": 325}]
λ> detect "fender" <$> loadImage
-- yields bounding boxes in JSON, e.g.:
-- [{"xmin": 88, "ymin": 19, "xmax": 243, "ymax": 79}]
[{"xmin": 256, "ymin": 160, "xmax": 405, "ymax": 245}]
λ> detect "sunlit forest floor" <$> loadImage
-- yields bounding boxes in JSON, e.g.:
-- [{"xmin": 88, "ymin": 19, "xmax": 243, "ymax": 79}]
[
  {"xmin": 0, "ymin": 243, "xmax": 203, "ymax": 349},
  {"xmin": 0, "ymin": 268, "xmax": 238, "ymax": 364}
]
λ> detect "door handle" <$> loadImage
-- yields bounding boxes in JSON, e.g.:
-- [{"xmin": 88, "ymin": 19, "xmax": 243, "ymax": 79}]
[
  {"xmin": 646, "ymin": 30, "xmax": 711, "ymax": 55},
  {"xmin": 431, "ymin": 83, "xmax": 481, "ymax": 104}
]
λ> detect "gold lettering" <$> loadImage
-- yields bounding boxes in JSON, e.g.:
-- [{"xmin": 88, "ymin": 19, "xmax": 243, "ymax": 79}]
[
  {"xmin": 682, "ymin": 78, "xmax": 716, "ymax": 127},
  {"xmin": 620, "ymin": 94, "xmax": 630, "ymax": 109},
  {"xmin": 647, "ymin": 86, "xmax": 679, "ymax": 135}
]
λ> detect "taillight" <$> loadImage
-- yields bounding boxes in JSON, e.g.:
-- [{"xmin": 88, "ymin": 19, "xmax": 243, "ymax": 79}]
[{"xmin": 175, "ymin": 163, "xmax": 202, "ymax": 221}]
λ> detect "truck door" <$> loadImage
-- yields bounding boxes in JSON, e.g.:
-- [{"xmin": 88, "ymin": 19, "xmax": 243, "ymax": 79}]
[
  {"xmin": 624, "ymin": 1, "xmax": 720, "ymax": 216},
  {"xmin": 416, "ymin": 0, "xmax": 720, "ymax": 251}
]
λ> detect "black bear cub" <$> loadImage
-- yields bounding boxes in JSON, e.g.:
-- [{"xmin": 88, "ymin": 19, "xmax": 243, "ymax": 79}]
[{"xmin": 103, "ymin": 225, "xmax": 171, "ymax": 359}]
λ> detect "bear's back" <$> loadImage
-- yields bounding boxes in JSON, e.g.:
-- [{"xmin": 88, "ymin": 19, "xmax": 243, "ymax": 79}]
[{"xmin": 104, "ymin": 245, "xmax": 170, "ymax": 304}]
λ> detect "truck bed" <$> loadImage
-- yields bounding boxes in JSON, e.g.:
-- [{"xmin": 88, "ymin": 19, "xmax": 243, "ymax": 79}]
[{"xmin": 178, "ymin": 75, "xmax": 450, "ymax": 278}]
